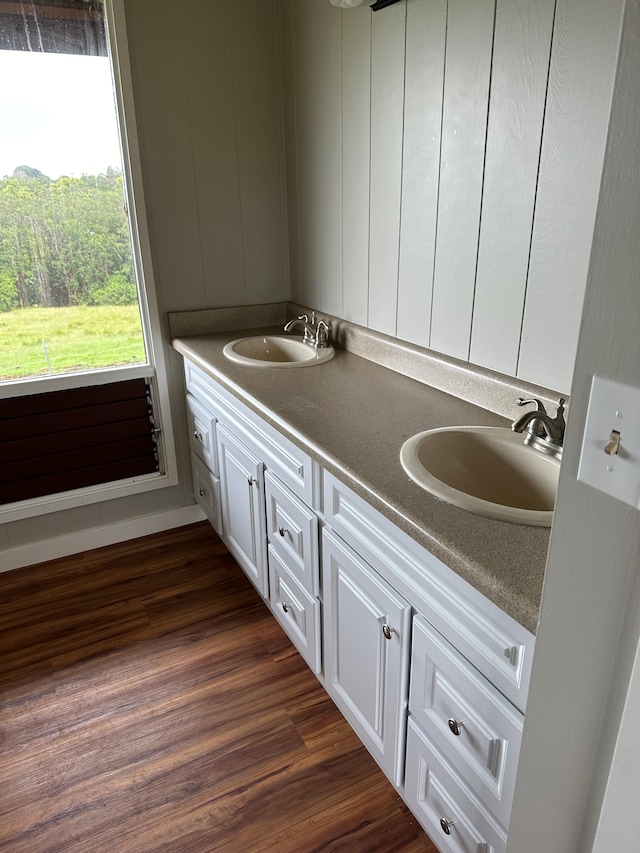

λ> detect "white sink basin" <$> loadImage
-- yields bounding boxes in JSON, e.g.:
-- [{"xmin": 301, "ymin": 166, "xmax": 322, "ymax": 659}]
[
  {"xmin": 223, "ymin": 335, "xmax": 335, "ymax": 368},
  {"xmin": 400, "ymin": 426, "xmax": 560, "ymax": 526}
]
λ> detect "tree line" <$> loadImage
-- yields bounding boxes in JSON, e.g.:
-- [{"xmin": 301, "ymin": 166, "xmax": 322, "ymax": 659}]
[{"xmin": 0, "ymin": 166, "xmax": 136, "ymax": 312}]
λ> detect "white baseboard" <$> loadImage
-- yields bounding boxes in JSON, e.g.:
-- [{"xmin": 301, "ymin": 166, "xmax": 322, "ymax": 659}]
[{"xmin": 0, "ymin": 504, "xmax": 206, "ymax": 573}]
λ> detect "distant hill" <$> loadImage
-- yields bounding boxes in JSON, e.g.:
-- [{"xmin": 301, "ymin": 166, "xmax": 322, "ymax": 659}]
[{"xmin": 12, "ymin": 165, "xmax": 51, "ymax": 182}]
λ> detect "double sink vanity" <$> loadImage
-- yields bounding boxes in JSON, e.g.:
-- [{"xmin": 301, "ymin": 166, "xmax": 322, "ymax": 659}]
[{"xmin": 171, "ymin": 308, "xmax": 564, "ymax": 853}]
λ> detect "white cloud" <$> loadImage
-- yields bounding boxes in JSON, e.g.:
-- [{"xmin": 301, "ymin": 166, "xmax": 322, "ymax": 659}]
[{"xmin": 0, "ymin": 49, "xmax": 122, "ymax": 180}]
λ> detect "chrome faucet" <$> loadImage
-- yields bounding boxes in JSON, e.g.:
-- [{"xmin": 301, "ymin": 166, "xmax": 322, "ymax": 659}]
[
  {"xmin": 512, "ymin": 397, "xmax": 566, "ymax": 460},
  {"xmin": 283, "ymin": 312, "xmax": 331, "ymax": 349}
]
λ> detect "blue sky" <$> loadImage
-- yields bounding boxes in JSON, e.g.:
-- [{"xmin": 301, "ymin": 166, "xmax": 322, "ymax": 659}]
[{"xmin": 0, "ymin": 49, "xmax": 122, "ymax": 180}]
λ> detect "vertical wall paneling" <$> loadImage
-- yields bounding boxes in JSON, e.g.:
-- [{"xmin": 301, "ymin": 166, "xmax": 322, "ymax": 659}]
[
  {"xmin": 293, "ymin": 0, "xmax": 343, "ymax": 314},
  {"xmin": 128, "ymin": 0, "xmax": 205, "ymax": 312},
  {"xmin": 280, "ymin": 0, "xmax": 622, "ymax": 393},
  {"xmin": 367, "ymin": 1, "xmax": 407, "ymax": 336},
  {"xmin": 274, "ymin": 1, "xmax": 291, "ymax": 302},
  {"xmin": 517, "ymin": 0, "xmax": 624, "ymax": 392},
  {"xmin": 183, "ymin": 0, "xmax": 245, "ymax": 308},
  {"xmin": 280, "ymin": 1, "xmax": 301, "ymax": 301},
  {"xmin": 128, "ymin": 0, "xmax": 287, "ymax": 313},
  {"xmin": 396, "ymin": 0, "xmax": 446, "ymax": 348},
  {"xmin": 469, "ymin": 0, "xmax": 555, "ymax": 376},
  {"xmin": 230, "ymin": 0, "xmax": 286, "ymax": 305},
  {"xmin": 342, "ymin": 7, "xmax": 372, "ymax": 325},
  {"xmin": 429, "ymin": 0, "xmax": 495, "ymax": 360}
]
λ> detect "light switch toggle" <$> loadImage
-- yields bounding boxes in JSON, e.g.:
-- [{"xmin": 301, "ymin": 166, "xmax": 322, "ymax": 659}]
[
  {"xmin": 604, "ymin": 430, "xmax": 621, "ymax": 456},
  {"xmin": 578, "ymin": 376, "xmax": 640, "ymax": 508}
]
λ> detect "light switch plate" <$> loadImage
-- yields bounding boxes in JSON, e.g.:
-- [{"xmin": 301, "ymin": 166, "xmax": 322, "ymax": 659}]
[{"xmin": 578, "ymin": 376, "xmax": 640, "ymax": 508}]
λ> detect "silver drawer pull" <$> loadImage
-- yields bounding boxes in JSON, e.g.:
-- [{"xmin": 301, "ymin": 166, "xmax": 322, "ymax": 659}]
[
  {"xmin": 503, "ymin": 645, "xmax": 519, "ymax": 665},
  {"xmin": 193, "ymin": 430, "xmax": 202, "ymax": 441},
  {"xmin": 382, "ymin": 624, "xmax": 396, "ymax": 640},
  {"xmin": 440, "ymin": 817, "xmax": 456, "ymax": 836},
  {"xmin": 278, "ymin": 525, "xmax": 288, "ymax": 537},
  {"xmin": 282, "ymin": 603, "xmax": 289, "ymax": 613},
  {"xmin": 198, "ymin": 488, "xmax": 206, "ymax": 497},
  {"xmin": 447, "ymin": 718, "xmax": 464, "ymax": 737}
]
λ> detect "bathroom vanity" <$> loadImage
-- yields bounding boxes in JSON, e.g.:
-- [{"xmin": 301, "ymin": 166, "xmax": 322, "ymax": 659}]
[{"xmin": 173, "ymin": 326, "xmax": 551, "ymax": 852}]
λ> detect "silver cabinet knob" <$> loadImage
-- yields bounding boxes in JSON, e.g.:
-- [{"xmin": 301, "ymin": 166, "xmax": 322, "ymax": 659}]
[
  {"xmin": 278, "ymin": 525, "xmax": 288, "ymax": 537},
  {"xmin": 447, "ymin": 718, "xmax": 464, "ymax": 736},
  {"xmin": 247, "ymin": 476, "xmax": 255, "ymax": 486},
  {"xmin": 198, "ymin": 488, "xmax": 206, "ymax": 497},
  {"xmin": 440, "ymin": 817, "xmax": 456, "ymax": 836},
  {"xmin": 193, "ymin": 430, "xmax": 202, "ymax": 441},
  {"xmin": 382, "ymin": 624, "xmax": 396, "ymax": 640},
  {"xmin": 282, "ymin": 603, "xmax": 289, "ymax": 613}
]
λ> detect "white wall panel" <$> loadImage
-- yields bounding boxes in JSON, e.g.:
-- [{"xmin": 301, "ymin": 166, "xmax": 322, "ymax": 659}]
[
  {"xmin": 280, "ymin": 0, "xmax": 301, "ymax": 300},
  {"xmin": 130, "ymin": 0, "xmax": 287, "ymax": 314},
  {"xmin": 367, "ymin": 2, "xmax": 406, "ymax": 335},
  {"xmin": 230, "ymin": 0, "xmax": 286, "ymax": 306},
  {"xmin": 469, "ymin": 0, "xmax": 555, "ymax": 375},
  {"xmin": 342, "ymin": 7, "xmax": 372, "ymax": 325},
  {"xmin": 396, "ymin": 0, "xmax": 446, "ymax": 348},
  {"xmin": 293, "ymin": 0, "xmax": 343, "ymax": 314},
  {"xmin": 184, "ymin": 0, "xmax": 244, "ymax": 308},
  {"xmin": 129, "ymin": 0, "xmax": 205, "ymax": 312},
  {"xmin": 517, "ymin": 0, "xmax": 624, "ymax": 392},
  {"xmin": 430, "ymin": 0, "xmax": 495, "ymax": 361}
]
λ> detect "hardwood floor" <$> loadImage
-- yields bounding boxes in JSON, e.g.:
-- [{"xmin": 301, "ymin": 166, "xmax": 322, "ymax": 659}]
[{"xmin": 0, "ymin": 522, "xmax": 437, "ymax": 853}]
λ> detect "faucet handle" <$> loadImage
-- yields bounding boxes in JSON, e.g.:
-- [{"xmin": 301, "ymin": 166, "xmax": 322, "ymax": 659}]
[
  {"xmin": 516, "ymin": 397, "xmax": 547, "ymax": 413},
  {"xmin": 296, "ymin": 311, "xmax": 318, "ymax": 327},
  {"xmin": 314, "ymin": 319, "xmax": 331, "ymax": 347},
  {"xmin": 553, "ymin": 398, "xmax": 567, "ymax": 423}
]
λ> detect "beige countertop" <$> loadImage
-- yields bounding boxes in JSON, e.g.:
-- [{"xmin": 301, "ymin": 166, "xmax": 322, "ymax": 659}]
[{"xmin": 172, "ymin": 329, "xmax": 550, "ymax": 635}]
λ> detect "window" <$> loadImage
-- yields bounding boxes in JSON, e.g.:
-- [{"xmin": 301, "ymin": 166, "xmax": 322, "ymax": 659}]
[
  {"xmin": 0, "ymin": 1, "xmax": 177, "ymax": 520},
  {"xmin": 0, "ymin": 1, "xmax": 144, "ymax": 381}
]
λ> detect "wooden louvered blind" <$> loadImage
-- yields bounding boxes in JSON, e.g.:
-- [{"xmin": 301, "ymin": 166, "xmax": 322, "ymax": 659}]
[{"xmin": 0, "ymin": 378, "xmax": 159, "ymax": 505}]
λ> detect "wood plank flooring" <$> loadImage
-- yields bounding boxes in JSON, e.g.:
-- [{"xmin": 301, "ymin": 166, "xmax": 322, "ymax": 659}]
[{"xmin": 0, "ymin": 522, "xmax": 437, "ymax": 853}]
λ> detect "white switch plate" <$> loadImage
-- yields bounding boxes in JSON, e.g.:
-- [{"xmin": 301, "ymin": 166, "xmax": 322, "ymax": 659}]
[{"xmin": 578, "ymin": 376, "xmax": 640, "ymax": 508}]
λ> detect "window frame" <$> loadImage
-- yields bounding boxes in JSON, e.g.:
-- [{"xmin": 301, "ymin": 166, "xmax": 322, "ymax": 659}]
[{"xmin": 0, "ymin": 0, "xmax": 178, "ymax": 523}]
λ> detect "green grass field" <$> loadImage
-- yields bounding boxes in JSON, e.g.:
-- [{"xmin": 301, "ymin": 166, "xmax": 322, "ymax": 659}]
[{"xmin": 0, "ymin": 305, "xmax": 146, "ymax": 381}]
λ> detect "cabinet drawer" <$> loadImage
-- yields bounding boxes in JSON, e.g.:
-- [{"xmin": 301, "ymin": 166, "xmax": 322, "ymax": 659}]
[
  {"xmin": 191, "ymin": 453, "xmax": 222, "ymax": 535},
  {"xmin": 405, "ymin": 717, "xmax": 507, "ymax": 853},
  {"xmin": 324, "ymin": 471, "xmax": 533, "ymax": 712},
  {"xmin": 268, "ymin": 546, "xmax": 321, "ymax": 673},
  {"xmin": 265, "ymin": 471, "xmax": 318, "ymax": 596},
  {"xmin": 186, "ymin": 393, "xmax": 217, "ymax": 474},
  {"xmin": 410, "ymin": 616, "xmax": 522, "ymax": 828}
]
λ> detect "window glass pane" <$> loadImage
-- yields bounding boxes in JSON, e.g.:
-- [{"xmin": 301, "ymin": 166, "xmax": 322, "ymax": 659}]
[{"xmin": 0, "ymin": 38, "xmax": 146, "ymax": 382}]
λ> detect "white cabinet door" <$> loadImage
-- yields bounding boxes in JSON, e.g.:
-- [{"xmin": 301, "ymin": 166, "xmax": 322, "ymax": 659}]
[
  {"xmin": 217, "ymin": 423, "xmax": 268, "ymax": 598},
  {"xmin": 322, "ymin": 529, "xmax": 411, "ymax": 786}
]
